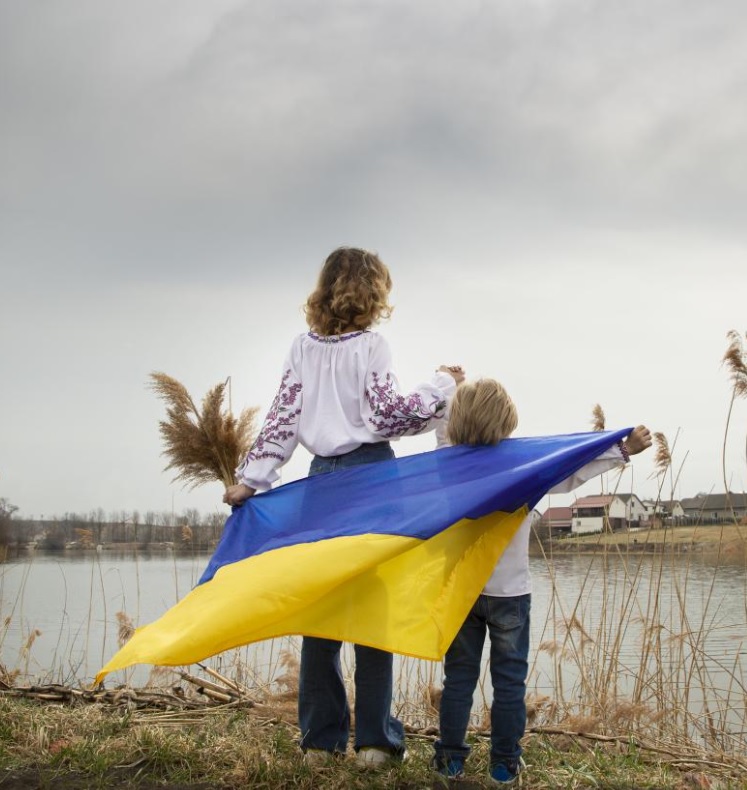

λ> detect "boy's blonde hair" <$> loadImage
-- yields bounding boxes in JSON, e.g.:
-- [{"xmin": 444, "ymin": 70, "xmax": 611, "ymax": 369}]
[
  {"xmin": 304, "ymin": 247, "xmax": 393, "ymax": 336},
  {"xmin": 447, "ymin": 378, "xmax": 518, "ymax": 446}
]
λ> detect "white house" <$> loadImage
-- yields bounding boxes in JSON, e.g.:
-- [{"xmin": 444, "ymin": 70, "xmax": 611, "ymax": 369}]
[
  {"xmin": 642, "ymin": 498, "xmax": 685, "ymax": 524},
  {"xmin": 571, "ymin": 493, "xmax": 646, "ymax": 534}
]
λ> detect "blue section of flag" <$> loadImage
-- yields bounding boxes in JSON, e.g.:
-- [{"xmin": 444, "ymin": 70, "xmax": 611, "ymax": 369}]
[{"xmin": 200, "ymin": 429, "xmax": 629, "ymax": 585}]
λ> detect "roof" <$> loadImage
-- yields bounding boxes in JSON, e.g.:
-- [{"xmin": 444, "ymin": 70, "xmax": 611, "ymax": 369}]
[
  {"xmin": 680, "ymin": 493, "xmax": 747, "ymax": 511},
  {"xmin": 572, "ymin": 495, "xmax": 615, "ymax": 508},
  {"xmin": 615, "ymin": 493, "xmax": 643, "ymax": 504},
  {"xmin": 540, "ymin": 506, "xmax": 573, "ymax": 523}
]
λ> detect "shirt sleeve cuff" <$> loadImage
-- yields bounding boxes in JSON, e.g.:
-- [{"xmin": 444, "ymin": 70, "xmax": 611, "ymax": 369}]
[{"xmin": 432, "ymin": 371, "xmax": 457, "ymax": 397}]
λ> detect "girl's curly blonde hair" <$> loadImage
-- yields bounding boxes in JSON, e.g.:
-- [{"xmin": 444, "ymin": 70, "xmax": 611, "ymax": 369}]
[
  {"xmin": 305, "ymin": 247, "xmax": 393, "ymax": 335},
  {"xmin": 447, "ymin": 379, "xmax": 518, "ymax": 446}
]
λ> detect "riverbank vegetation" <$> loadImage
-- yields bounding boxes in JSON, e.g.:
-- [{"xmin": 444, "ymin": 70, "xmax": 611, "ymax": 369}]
[{"xmin": 0, "ymin": 669, "xmax": 743, "ymax": 789}]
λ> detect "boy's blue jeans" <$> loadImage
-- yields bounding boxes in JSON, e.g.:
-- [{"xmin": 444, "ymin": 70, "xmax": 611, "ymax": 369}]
[
  {"xmin": 298, "ymin": 441, "xmax": 405, "ymax": 754},
  {"xmin": 435, "ymin": 593, "xmax": 531, "ymax": 768}
]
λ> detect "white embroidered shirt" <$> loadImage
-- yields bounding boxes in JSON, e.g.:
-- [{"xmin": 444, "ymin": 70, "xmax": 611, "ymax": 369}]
[{"xmin": 236, "ymin": 330, "xmax": 455, "ymax": 492}]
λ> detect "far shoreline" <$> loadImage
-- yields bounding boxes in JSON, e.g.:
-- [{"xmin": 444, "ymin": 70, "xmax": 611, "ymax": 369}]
[{"xmin": 532, "ymin": 522, "xmax": 747, "ymax": 560}]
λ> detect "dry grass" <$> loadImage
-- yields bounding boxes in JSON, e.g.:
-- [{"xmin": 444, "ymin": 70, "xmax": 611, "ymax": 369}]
[
  {"xmin": 0, "ymin": 694, "xmax": 735, "ymax": 788},
  {"xmin": 149, "ymin": 372, "xmax": 259, "ymax": 489}
]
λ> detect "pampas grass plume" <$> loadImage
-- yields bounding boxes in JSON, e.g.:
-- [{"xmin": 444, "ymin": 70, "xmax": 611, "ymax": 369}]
[
  {"xmin": 591, "ymin": 404, "xmax": 606, "ymax": 432},
  {"xmin": 149, "ymin": 372, "xmax": 259, "ymax": 489},
  {"xmin": 653, "ymin": 432, "xmax": 671, "ymax": 475},
  {"xmin": 723, "ymin": 330, "xmax": 747, "ymax": 398}
]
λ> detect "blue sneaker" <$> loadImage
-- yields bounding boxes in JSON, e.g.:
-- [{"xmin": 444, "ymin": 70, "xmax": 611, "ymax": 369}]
[
  {"xmin": 489, "ymin": 756, "xmax": 525, "ymax": 785},
  {"xmin": 432, "ymin": 755, "xmax": 465, "ymax": 778}
]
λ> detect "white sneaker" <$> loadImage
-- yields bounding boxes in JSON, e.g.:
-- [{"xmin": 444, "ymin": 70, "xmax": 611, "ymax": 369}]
[{"xmin": 355, "ymin": 747, "xmax": 392, "ymax": 768}]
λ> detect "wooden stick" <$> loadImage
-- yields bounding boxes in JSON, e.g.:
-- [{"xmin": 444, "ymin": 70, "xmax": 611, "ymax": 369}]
[
  {"xmin": 179, "ymin": 672, "xmax": 239, "ymax": 699},
  {"xmin": 197, "ymin": 664, "xmax": 254, "ymax": 699}
]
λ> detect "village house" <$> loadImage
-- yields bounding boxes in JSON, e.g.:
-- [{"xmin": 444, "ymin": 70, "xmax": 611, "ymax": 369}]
[
  {"xmin": 641, "ymin": 499, "xmax": 685, "ymax": 525},
  {"xmin": 536, "ymin": 506, "xmax": 573, "ymax": 539},
  {"xmin": 571, "ymin": 493, "xmax": 646, "ymax": 534},
  {"xmin": 679, "ymin": 493, "xmax": 747, "ymax": 524}
]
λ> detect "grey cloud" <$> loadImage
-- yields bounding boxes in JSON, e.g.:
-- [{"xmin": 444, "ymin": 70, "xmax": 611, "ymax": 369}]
[{"xmin": 2, "ymin": 0, "xmax": 747, "ymax": 286}]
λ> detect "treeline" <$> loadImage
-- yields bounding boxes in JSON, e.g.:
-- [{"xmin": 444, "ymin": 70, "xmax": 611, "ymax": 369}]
[{"xmin": 0, "ymin": 503, "xmax": 227, "ymax": 552}]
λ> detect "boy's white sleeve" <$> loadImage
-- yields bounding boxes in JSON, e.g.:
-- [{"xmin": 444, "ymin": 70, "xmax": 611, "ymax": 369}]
[
  {"xmin": 235, "ymin": 338, "xmax": 303, "ymax": 492},
  {"xmin": 434, "ymin": 400, "xmax": 452, "ymax": 448},
  {"xmin": 548, "ymin": 443, "xmax": 626, "ymax": 494},
  {"xmin": 361, "ymin": 335, "xmax": 455, "ymax": 439}
]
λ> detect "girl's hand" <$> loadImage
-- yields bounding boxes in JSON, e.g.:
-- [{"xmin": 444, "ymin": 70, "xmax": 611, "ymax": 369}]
[
  {"xmin": 438, "ymin": 365, "xmax": 466, "ymax": 385},
  {"xmin": 624, "ymin": 425, "xmax": 652, "ymax": 456},
  {"xmin": 223, "ymin": 483, "xmax": 256, "ymax": 506}
]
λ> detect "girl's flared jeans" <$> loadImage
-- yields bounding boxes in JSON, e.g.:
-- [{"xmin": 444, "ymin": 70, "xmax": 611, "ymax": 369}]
[{"xmin": 298, "ymin": 441, "xmax": 405, "ymax": 754}]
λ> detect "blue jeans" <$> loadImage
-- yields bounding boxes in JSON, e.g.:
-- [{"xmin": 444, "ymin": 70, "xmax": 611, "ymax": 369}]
[
  {"xmin": 435, "ymin": 593, "xmax": 531, "ymax": 768},
  {"xmin": 298, "ymin": 441, "xmax": 405, "ymax": 754}
]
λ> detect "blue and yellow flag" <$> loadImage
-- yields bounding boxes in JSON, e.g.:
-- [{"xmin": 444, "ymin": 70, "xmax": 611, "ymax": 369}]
[{"xmin": 96, "ymin": 429, "xmax": 628, "ymax": 683}]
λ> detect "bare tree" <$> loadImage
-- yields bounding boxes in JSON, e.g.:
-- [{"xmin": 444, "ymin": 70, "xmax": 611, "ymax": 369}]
[{"xmin": 0, "ymin": 497, "xmax": 19, "ymax": 548}]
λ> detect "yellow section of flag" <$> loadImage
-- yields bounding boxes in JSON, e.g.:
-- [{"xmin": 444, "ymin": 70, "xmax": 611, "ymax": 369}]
[{"xmin": 96, "ymin": 506, "xmax": 526, "ymax": 682}]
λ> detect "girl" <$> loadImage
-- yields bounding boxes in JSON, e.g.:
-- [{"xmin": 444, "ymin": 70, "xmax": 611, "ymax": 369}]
[
  {"xmin": 224, "ymin": 247, "xmax": 464, "ymax": 767},
  {"xmin": 432, "ymin": 379, "xmax": 651, "ymax": 785}
]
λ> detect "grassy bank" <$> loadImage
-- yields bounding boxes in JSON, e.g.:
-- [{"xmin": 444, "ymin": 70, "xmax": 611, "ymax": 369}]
[
  {"xmin": 542, "ymin": 523, "xmax": 747, "ymax": 556},
  {"xmin": 0, "ymin": 694, "xmax": 743, "ymax": 789}
]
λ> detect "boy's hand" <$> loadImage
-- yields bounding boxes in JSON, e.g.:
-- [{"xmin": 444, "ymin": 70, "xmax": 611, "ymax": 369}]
[
  {"xmin": 438, "ymin": 364, "xmax": 466, "ymax": 385},
  {"xmin": 624, "ymin": 425, "xmax": 652, "ymax": 456},
  {"xmin": 223, "ymin": 483, "xmax": 256, "ymax": 506}
]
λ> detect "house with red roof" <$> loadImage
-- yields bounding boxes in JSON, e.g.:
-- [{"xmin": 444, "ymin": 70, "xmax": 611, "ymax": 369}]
[
  {"xmin": 537, "ymin": 506, "xmax": 573, "ymax": 538},
  {"xmin": 571, "ymin": 493, "xmax": 646, "ymax": 534}
]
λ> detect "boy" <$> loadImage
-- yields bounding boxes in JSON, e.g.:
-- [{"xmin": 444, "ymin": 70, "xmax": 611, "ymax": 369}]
[{"xmin": 433, "ymin": 379, "xmax": 651, "ymax": 785}]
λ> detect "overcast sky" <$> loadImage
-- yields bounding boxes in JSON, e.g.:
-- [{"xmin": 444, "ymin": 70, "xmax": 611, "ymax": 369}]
[{"xmin": 2, "ymin": 0, "xmax": 746, "ymax": 521}]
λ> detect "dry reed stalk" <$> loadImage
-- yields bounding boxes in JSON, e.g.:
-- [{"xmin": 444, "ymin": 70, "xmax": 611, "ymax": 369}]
[
  {"xmin": 116, "ymin": 612, "xmax": 135, "ymax": 647},
  {"xmin": 721, "ymin": 331, "xmax": 747, "ymax": 529},
  {"xmin": 722, "ymin": 330, "xmax": 747, "ymax": 398},
  {"xmin": 268, "ymin": 651, "xmax": 300, "ymax": 702},
  {"xmin": 653, "ymin": 432, "xmax": 672, "ymax": 475},
  {"xmin": 149, "ymin": 372, "xmax": 259, "ymax": 489},
  {"xmin": 145, "ymin": 665, "xmax": 175, "ymax": 688},
  {"xmin": 22, "ymin": 628, "xmax": 41, "ymax": 655},
  {"xmin": 0, "ymin": 662, "xmax": 20, "ymax": 688},
  {"xmin": 422, "ymin": 683, "xmax": 441, "ymax": 714},
  {"xmin": 591, "ymin": 404, "xmax": 606, "ymax": 432}
]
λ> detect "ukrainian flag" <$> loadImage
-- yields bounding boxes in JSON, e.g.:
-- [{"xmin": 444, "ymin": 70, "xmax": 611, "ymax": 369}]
[{"xmin": 96, "ymin": 429, "xmax": 628, "ymax": 683}]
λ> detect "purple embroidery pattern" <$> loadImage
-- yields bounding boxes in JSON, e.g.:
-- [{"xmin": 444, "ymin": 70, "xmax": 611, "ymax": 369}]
[
  {"xmin": 365, "ymin": 372, "xmax": 446, "ymax": 438},
  {"xmin": 308, "ymin": 331, "xmax": 365, "ymax": 344},
  {"xmin": 238, "ymin": 370, "xmax": 302, "ymax": 469}
]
